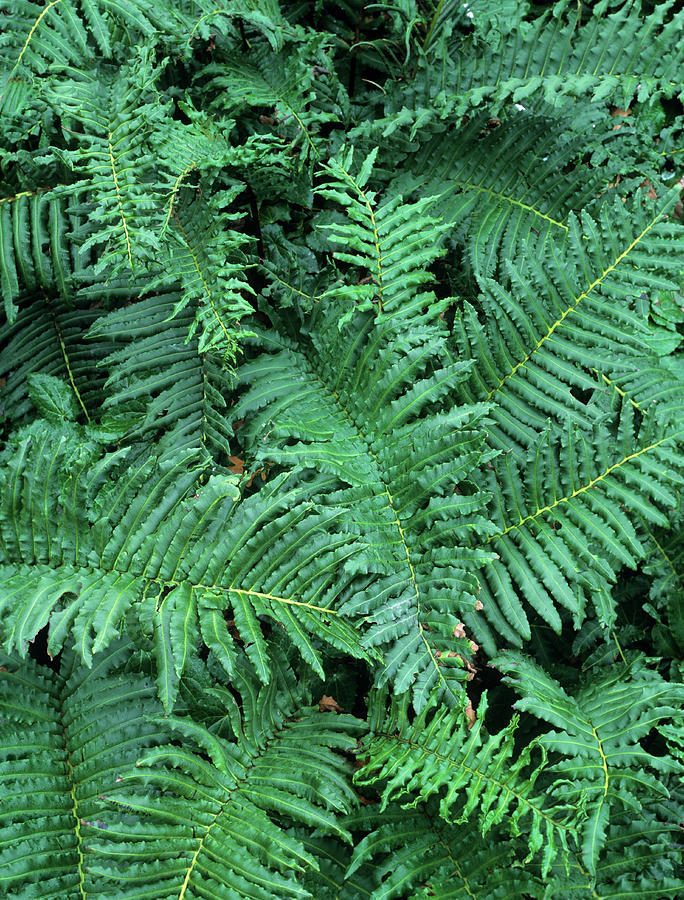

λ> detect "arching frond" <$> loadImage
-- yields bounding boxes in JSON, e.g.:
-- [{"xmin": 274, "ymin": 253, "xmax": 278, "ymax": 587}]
[
  {"xmin": 0, "ymin": 640, "xmax": 167, "ymax": 898},
  {"xmin": 545, "ymin": 805, "xmax": 684, "ymax": 899},
  {"xmin": 452, "ymin": 191, "xmax": 684, "ymax": 458},
  {"xmin": 89, "ymin": 292, "xmax": 237, "ymax": 458},
  {"xmin": 204, "ymin": 40, "xmax": 344, "ymax": 166},
  {"xmin": 0, "ymin": 419, "xmax": 370, "ymax": 708},
  {"xmin": 394, "ymin": 112, "xmax": 604, "ymax": 284},
  {"xmin": 355, "ymin": 687, "xmax": 576, "ymax": 876},
  {"xmin": 0, "ymin": 190, "xmax": 78, "ymax": 322},
  {"xmin": 384, "ymin": 0, "xmax": 684, "ymax": 122},
  {"xmin": 0, "ymin": 294, "xmax": 106, "ymax": 428},
  {"xmin": 102, "ymin": 641, "xmax": 364, "ymax": 899},
  {"xmin": 346, "ymin": 804, "xmax": 543, "ymax": 900},
  {"xmin": 467, "ymin": 411, "xmax": 684, "ymax": 652},
  {"xmin": 0, "ymin": 638, "xmax": 364, "ymax": 899}
]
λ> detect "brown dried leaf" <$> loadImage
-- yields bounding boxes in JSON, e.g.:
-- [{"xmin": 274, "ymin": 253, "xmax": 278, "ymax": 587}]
[
  {"xmin": 318, "ymin": 694, "xmax": 344, "ymax": 713},
  {"xmin": 640, "ymin": 178, "xmax": 658, "ymax": 200},
  {"xmin": 465, "ymin": 699, "xmax": 476, "ymax": 730},
  {"xmin": 228, "ymin": 456, "xmax": 245, "ymax": 475}
]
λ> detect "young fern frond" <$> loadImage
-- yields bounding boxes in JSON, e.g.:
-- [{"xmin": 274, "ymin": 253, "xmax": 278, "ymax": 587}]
[
  {"xmin": 204, "ymin": 41, "xmax": 344, "ymax": 166},
  {"xmin": 45, "ymin": 51, "xmax": 170, "ymax": 279},
  {"xmin": 315, "ymin": 147, "xmax": 449, "ymax": 325},
  {"xmin": 153, "ymin": 188, "xmax": 256, "ymax": 363}
]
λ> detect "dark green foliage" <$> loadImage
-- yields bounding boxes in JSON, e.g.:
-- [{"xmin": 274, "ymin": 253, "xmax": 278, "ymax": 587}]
[{"xmin": 1, "ymin": 1, "xmax": 682, "ymax": 897}]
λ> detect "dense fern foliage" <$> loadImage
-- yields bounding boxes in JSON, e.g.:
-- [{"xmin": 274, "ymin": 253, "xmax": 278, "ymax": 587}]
[{"xmin": 1, "ymin": 1, "xmax": 683, "ymax": 897}]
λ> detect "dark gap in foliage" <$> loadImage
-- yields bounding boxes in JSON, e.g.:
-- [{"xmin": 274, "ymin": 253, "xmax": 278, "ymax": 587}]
[
  {"xmin": 28, "ymin": 624, "xmax": 61, "ymax": 673},
  {"xmin": 569, "ymin": 386, "xmax": 594, "ymax": 406}
]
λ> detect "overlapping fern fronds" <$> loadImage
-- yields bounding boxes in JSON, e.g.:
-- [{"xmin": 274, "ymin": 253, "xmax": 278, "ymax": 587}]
[{"xmin": 1, "ymin": 0, "xmax": 683, "ymax": 897}]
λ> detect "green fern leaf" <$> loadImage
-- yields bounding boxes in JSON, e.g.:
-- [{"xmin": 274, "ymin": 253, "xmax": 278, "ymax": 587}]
[
  {"xmin": 233, "ymin": 297, "xmax": 492, "ymax": 709},
  {"xmin": 315, "ymin": 146, "xmax": 450, "ymax": 324},
  {"xmin": 452, "ymin": 191, "xmax": 684, "ymax": 457},
  {"xmin": 0, "ymin": 294, "xmax": 106, "ymax": 428},
  {"xmin": 0, "ymin": 420, "xmax": 370, "ymax": 706},
  {"xmin": 545, "ymin": 805, "xmax": 684, "ymax": 899},
  {"xmin": 0, "ymin": 640, "xmax": 167, "ymax": 898},
  {"xmin": 104, "ymin": 643, "xmax": 364, "ymax": 898},
  {"xmin": 346, "ymin": 804, "xmax": 543, "ymax": 899},
  {"xmin": 0, "ymin": 189, "xmax": 76, "ymax": 322},
  {"xmin": 495, "ymin": 652, "xmax": 684, "ymax": 874},
  {"xmin": 395, "ymin": 112, "xmax": 605, "ymax": 284},
  {"xmin": 355, "ymin": 687, "xmax": 576, "ymax": 876},
  {"xmin": 468, "ymin": 411, "xmax": 684, "ymax": 651},
  {"xmin": 204, "ymin": 41, "xmax": 342, "ymax": 166}
]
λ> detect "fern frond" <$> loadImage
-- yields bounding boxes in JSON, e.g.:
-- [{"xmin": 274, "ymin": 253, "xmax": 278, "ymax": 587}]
[
  {"xmin": 233, "ymin": 298, "xmax": 492, "ymax": 709},
  {"xmin": 545, "ymin": 805, "xmax": 684, "ymax": 899},
  {"xmin": 204, "ymin": 41, "xmax": 342, "ymax": 165},
  {"xmin": 0, "ymin": 0, "xmax": 186, "ymax": 118},
  {"xmin": 452, "ymin": 191, "xmax": 684, "ymax": 457},
  {"xmin": 0, "ymin": 0, "xmax": 90, "ymax": 109},
  {"xmin": 495, "ymin": 652, "xmax": 684, "ymax": 873},
  {"xmin": 153, "ymin": 188, "xmax": 256, "ymax": 363},
  {"xmin": 44, "ymin": 50, "xmax": 170, "ymax": 278},
  {"xmin": 0, "ymin": 189, "xmax": 77, "ymax": 322},
  {"xmin": 182, "ymin": 0, "xmax": 290, "ymax": 52},
  {"xmin": 0, "ymin": 419, "xmax": 370, "ymax": 708},
  {"xmin": 0, "ymin": 640, "xmax": 167, "ymax": 898},
  {"xmin": 468, "ymin": 410, "xmax": 684, "ymax": 651},
  {"xmin": 355, "ymin": 687, "xmax": 576, "ymax": 876},
  {"xmin": 315, "ymin": 146, "xmax": 449, "ymax": 325},
  {"xmin": 346, "ymin": 804, "xmax": 543, "ymax": 899},
  {"xmin": 395, "ymin": 112, "xmax": 605, "ymax": 284},
  {"xmin": 0, "ymin": 293, "xmax": 107, "ymax": 427},
  {"xmin": 391, "ymin": 0, "xmax": 684, "ymax": 121},
  {"xmin": 0, "ymin": 638, "xmax": 364, "ymax": 898},
  {"xmin": 90, "ymin": 292, "xmax": 236, "ymax": 458},
  {"xmin": 104, "ymin": 642, "xmax": 363, "ymax": 899}
]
